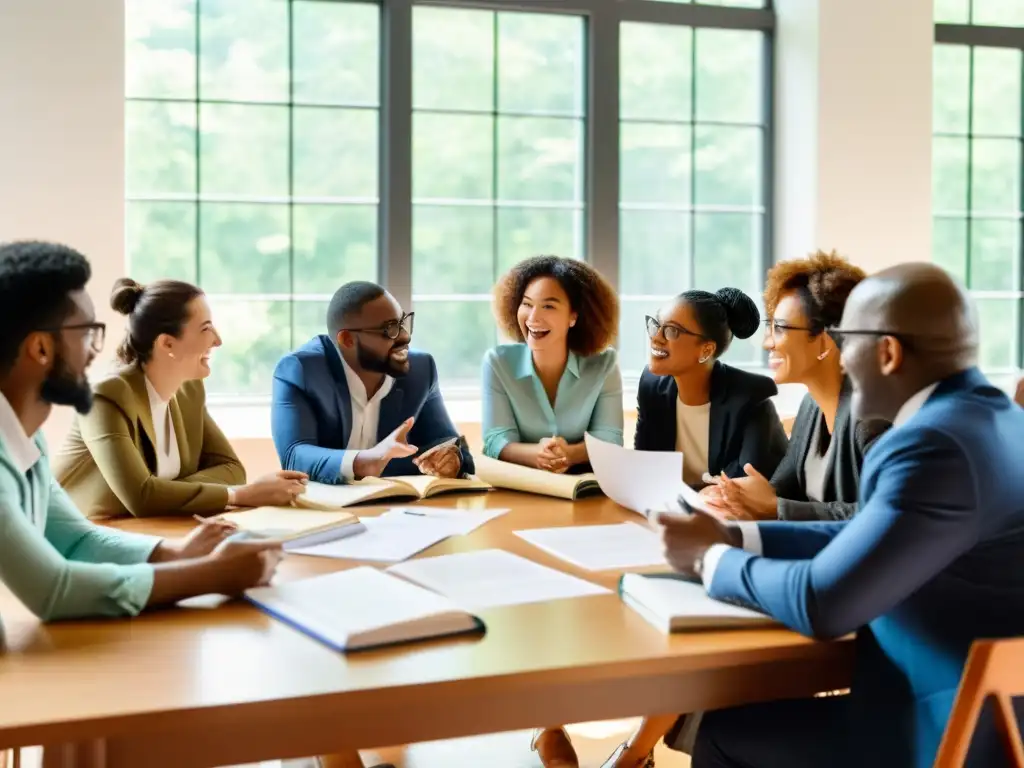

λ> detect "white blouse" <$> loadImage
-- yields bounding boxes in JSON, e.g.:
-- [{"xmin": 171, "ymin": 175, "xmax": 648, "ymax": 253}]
[{"xmin": 145, "ymin": 376, "xmax": 181, "ymax": 480}]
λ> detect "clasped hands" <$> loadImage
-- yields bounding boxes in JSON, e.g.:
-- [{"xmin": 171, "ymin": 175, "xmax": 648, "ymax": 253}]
[{"xmin": 698, "ymin": 463, "xmax": 778, "ymax": 521}]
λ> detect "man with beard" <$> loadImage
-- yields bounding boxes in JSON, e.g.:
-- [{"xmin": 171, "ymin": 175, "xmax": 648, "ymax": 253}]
[
  {"xmin": 0, "ymin": 240, "xmax": 284, "ymax": 623},
  {"xmin": 272, "ymin": 281, "xmax": 473, "ymax": 484},
  {"xmin": 656, "ymin": 262, "xmax": 1024, "ymax": 768}
]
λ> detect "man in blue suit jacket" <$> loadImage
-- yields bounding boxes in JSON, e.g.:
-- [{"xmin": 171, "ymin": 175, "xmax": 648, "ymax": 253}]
[
  {"xmin": 272, "ymin": 282, "xmax": 474, "ymax": 485},
  {"xmin": 659, "ymin": 263, "xmax": 1024, "ymax": 767}
]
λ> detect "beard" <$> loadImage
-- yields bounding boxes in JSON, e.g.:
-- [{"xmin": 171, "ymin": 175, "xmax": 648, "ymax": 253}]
[
  {"xmin": 356, "ymin": 338, "xmax": 409, "ymax": 378},
  {"xmin": 40, "ymin": 352, "xmax": 93, "ymax": 415}
]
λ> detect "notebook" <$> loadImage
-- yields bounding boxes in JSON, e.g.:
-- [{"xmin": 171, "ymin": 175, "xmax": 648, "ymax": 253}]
[
  {"xmin": 218, "ymin": 506, "xmax": 366, "ymax": 549},
  {"xmin": 294, "ymin": 474, "xmax": 492, "ymax": 510},
  {"xmin": 246, "ymin": 566, "xmax": 485, "ymax": 652},
  {"xmin": 473, "ymin": 455, "xmax": 602, "ymax": 501},
  {"xmin": 619, "ymin": 572, "xmax": 778, "ymax": 633}
]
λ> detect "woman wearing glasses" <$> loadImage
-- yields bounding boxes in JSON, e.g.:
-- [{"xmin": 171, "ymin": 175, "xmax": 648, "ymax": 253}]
[
  {"xmin": 702, "ymin": 250, "xmax": 890, "ymax": 523},
  {"xmin": 634, "ymin": 287, "xmax": 788, "ymax": 488},
  {"xmin": 482, "ymin": 255, "xmax": 623, "ymax": 475},
  {"xmin": 54, "ymin": 278, "xmax": 307, "ymax": 518}
]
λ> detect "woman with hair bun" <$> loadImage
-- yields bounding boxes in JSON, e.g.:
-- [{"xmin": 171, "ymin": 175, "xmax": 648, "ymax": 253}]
[
  {"xmin": 635, "ymin": 286, "xmax": 788, "ymax": 487},
  {"xmin": 54, "ymin": 278, "xmax": 308, "ymax": 518}
]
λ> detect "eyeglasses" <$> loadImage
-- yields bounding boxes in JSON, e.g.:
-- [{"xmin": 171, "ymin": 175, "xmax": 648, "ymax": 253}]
[
  {"xmin": 343, "ymin": 312, "xmax": 414, "ymax": 340},
  {"xmin": 645, "ymin": 316, "xmax": 704, "ymax": 342},
  {"xmin": 764, "ymin": 318, "xmax": 814, "ymax": 337},
  {"xmin": 38, "ymin": 322, "xmax": 106, "ymax": 353},
  {"xmin": 826, "ymin": 327, "xmax": 917, "ymax": 351}
]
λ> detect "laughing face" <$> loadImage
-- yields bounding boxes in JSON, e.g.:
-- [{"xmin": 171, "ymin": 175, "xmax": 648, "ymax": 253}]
[
  {"xmin": 158, "ymin": 294, "xmax": 222, "ymax": 380},
  {"xmin": 647, "ymin": 299, "xmax": 714, "ymax": 377},
  {"xmin": 763, "ymin": 290, "xmax": 832, "ymax": 385},
  {"xmin": 342, "ymin": 293, "xmax": 413, "ymax": 378},
  {"xmin": 517, "ymin": 276, "xmax": 578, "ymax": 355}
]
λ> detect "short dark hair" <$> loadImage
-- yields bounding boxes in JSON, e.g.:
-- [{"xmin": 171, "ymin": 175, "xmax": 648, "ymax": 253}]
[
  {"xmin": 327, "ymin": 281, "xmax": 387, "ymax": 338},
  {"xmin": 493, "ymin": 256, "xmax": 619, "ymax": 357},
  {"xmin": 0, "ymin": 241, "xmax": 92, "ymax": 374},
  {"xmin": 110, "ymin": 278, "xmax": 204, "ymax": 365},
  {"xmin": 764, "ymin": 250, "xmax": 867, "ymax": 335},
  {"xmin": 677, "ymin": 287, "xmax": 760, "ymax": 359}
]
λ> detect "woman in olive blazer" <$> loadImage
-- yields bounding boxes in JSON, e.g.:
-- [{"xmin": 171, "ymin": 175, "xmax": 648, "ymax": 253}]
[{"xmin": 55, "ymin": 278, "xmax": 306, "ymax": 518}]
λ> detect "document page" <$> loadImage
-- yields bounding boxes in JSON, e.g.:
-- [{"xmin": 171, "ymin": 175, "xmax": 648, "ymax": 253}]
[
  {"xmin": 387, "ymin": 549, "xmax": 610, "ymax": 609},
  {"xmin": 515, "ymin": 522, "xmax": 668, "ymax": 571},
  {"xmin": 380, "ymin": 506, "xmax": 510, "ymax": 536},
  {"xmin": 584, "ymin": 433, "xmax": 688, "ymax": 517},
  {"xmin": 287, "ymin": 515, "xmax": 453, "ymax": 563}
]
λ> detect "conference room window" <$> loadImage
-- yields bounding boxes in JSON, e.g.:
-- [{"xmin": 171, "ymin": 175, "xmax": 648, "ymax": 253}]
[
  {"xmin": 617, "ymin": 22, "xmax": 769, "ymax": 376},
  {"xmin": 934, "ymin": 3, "xmax": 1024, "ymax": 387},
  {"xmin": 411, "ymin": 7, "xmax": 586, "ymax": 383},
  {"xmin": 125, "ymin": 0, "xmax": 380, "ymax": 397}
]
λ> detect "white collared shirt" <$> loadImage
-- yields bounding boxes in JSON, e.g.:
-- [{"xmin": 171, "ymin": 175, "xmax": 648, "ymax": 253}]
[
  {"xmin": 0, "ymin": 391, "xmax": 44, "ymax": 528},
  {"xmin": 700, "ymin": 381, "xmax": 941, "ymax": 591},
  {"xmin": 0, "ymin": 391, "xmax": 42, "ymax": 475},
  {"xmin": 144, "ymin": 377, "xmax": 181, "ymax": 480},
  {"xmin": 338, "ymin": 352, "xmax": 395, "ymax": 480}
]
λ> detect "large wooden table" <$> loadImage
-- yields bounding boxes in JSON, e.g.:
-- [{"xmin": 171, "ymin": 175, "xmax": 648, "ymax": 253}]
[{"xmin": 0, "ymin": 493, "xmax": 853, "ymax": 767}]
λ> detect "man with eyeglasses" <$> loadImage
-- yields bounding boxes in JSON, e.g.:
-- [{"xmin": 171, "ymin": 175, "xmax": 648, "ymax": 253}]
[
  {"xmin": 272, "ymin": 281, "xmax": 473, "ymax": 484},
  {"xmin": 0, "ymin": 240, "xmax": 285, "ymax": 626},
  {"xmin": 656, "ymin": 262, "xmax": 1024, "ymax": 768}
]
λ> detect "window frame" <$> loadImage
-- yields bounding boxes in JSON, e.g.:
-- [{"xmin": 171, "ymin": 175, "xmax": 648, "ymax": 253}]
[
  {"xmin": 125, "ymin": 0, "xmax": 776, "ymax": 403},
  {"xmin": 934, "ymin": 15, "xmax": 1024, "ymax": 378}
]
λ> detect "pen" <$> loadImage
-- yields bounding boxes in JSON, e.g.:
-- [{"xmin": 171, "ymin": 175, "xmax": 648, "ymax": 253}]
[{"xmin": 402, "ymin": 510, "xmax": 427, "ymax": 516}]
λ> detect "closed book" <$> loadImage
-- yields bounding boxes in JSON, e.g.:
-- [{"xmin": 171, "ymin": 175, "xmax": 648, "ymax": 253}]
[
  {"xmin": 218, "ymin": 506, "xmax": 366, "ymax": 549},
  {"xmin": 473, "ymin": 455, "xmax": 601, "ymax": 501},
  {"xmin": 619, "ymin": 572, "xmax": 778, "ymax": 632},
  {"xmin": 246, "ymin": 566, "xmax": 485, "ymax": 652}
]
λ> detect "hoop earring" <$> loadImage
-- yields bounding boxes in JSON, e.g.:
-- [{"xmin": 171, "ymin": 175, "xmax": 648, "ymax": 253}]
[
  {"xmin": 817, "ymin": 350, "xmax": 829, "ymax": 361},
  {"xmin": 699, "ymin": 354, "xmax": 710, "ymax": 364}
]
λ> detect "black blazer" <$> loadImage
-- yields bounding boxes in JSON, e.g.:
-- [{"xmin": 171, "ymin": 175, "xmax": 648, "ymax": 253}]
[
  {"xmin": 772, "ymin": 377, "xmax": 890, "ymax": 521},
  {"xmin": 634, "ymin": 362, "xmax": 788, "ymax": 480}
]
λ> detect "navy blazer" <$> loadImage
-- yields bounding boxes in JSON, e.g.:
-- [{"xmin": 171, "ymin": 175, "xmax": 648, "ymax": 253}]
[
  {"xmin": 271, "ymin": 335, "xmax": 474, "ymax": 484},
  {"xmin": 708, "ymin": 368, "xmax": 1024, "ymax": 767},
  {"xmin": 634, "ymin": 362, "xmax": 788, "ymax": 480}
]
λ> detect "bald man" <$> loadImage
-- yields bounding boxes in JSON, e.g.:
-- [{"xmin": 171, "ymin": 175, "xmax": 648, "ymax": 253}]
[{"xmin": 658, "ymin": 263, "xmax": 1024, "ymax": 768}]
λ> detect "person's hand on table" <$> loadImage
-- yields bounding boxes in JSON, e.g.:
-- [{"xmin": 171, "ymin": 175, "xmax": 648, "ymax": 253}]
[
  {"xmin": 655, "ymin": 507, "xmax": 741, "ymax": 580},
  {"xmin": 536, "ymin": 436, "xmax": 570, "ymax": 474},
  {"xmin": 233, "ymin": 470, "xmax": 308, "ymax": 507},
  {"xmin": 150, "ymin": 516, "xmax": 238, "ymax": 562},
  {"xmin": 413, "ymin": 440, "xmax": 462, "ymax": 478}
]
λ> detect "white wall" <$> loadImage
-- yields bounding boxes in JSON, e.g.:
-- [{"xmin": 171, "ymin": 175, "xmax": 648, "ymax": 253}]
[
  {"xmin": 0, "ymin": 0, "xmax": 127, "ymax": 445},
  {"xmin": 0, "ymin": 0, "xmax": 936, "ymax": 442},
  {"xmin": 775, "ymin": 0, "xmax": 934, "ymax": 272}
]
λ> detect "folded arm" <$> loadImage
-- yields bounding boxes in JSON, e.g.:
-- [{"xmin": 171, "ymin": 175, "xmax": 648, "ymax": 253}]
[
  {"xmin": 709, "ymin": 430, "xmax": 979, "ymax": 639},
  {"xmin": 77, "ymin": 398, "xmax": 230, "ymax": 517}
]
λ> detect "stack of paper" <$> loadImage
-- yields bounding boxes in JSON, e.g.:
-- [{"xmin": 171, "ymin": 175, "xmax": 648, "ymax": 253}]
[
  {"xmin": 515, "ymin": 523, "xmax": 668, "ymax": 571},
  {"xmin": 387, "ymin": 549, "xmax": 611, "ymax": 609}
]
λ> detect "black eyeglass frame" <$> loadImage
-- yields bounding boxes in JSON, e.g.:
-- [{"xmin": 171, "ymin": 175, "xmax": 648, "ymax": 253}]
[
  {"xmin": 645, "ymin": 315, "xmax": 706, "ymax": 342},
  {"xmin": 37, "ymin": 322, "xmax": 107, "ymax": 353},
  {"xmin": 342, "ymin": 312, "xmax": 415, "ymax": 340}
]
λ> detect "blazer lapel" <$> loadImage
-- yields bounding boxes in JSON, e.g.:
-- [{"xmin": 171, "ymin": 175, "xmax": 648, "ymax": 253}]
[
  {"xmin": 377, "ymin": 383, "xmax": 406, "ymax": 441},
  {"xmin": 168, "ymin": 396, "xmax": 189, "ymax": 472},
  {"xmin": 322, "ymin": 337, "xmax": 355, "ymax": 446},
  {"xmin": 707, "ymin": 362, "xmax": 728, "ymax": 472},
  {"xmin": 126, "ymin": 366, "xmax": 158, "ymax": 455}
]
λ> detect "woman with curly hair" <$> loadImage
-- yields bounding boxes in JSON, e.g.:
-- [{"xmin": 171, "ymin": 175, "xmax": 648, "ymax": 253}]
[
  {"xmin": 703, "ymin": 249, "xmax": 892, "ymax": 522},
  {"xmin": 634, "ymin": 287, "xmax": 788, "ymax": 488},
  {"xmin": 482, "ymin": 255, "xmax": 623, "ymax": 475}
]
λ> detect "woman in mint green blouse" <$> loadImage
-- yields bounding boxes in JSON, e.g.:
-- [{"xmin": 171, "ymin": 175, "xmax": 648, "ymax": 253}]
[{"xmin": 482, "ymin": 255, "xmax": 623, "ymax": 474}]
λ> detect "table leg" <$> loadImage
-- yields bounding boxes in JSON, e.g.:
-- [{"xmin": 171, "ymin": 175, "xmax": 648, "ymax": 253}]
[{"xmin": 40, "ymin": 741, "xmax": 106, "ymax": 768}]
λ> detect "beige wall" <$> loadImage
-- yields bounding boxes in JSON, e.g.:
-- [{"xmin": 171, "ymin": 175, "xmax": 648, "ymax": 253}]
[{"xmin": 0, "ymin": 0, "xmax": 935, "ymax": 449}]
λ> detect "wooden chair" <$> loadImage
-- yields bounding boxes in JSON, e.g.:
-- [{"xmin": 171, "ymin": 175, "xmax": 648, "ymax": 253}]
[{"xmin": 934, "ymin": 638, "xmax": 1024, "ymax": 767}]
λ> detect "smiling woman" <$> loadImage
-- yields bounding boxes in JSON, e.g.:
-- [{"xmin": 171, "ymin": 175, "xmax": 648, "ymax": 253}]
[
  {"xmin": 52, "ymin": 277, "xmax": 308, "ymax": 519},
  {"xmin": 482, "ymin": 255, "xmax": 622, "ymax": 474}
]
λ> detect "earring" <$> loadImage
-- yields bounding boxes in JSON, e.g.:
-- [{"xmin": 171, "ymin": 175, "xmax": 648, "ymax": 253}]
[
  {"xmin": 39, "ymin": 356, "xmax": 47, "ymax": 364},
  {"xmin": 817, "ymin": 350, "xmax": 830, "ymax": 360},
  {"xmin": 168, "ymin": 352, "xmax": 176, "ymax": 359},
  {"xmin": 699, "ymin": 355, "xmax": 710, "ymax": 364}
]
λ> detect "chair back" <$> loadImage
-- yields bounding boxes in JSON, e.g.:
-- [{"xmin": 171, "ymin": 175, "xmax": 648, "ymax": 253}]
[{"xmin": 934, "ymin": 638, "xmax": 1024, "ymax": 767}]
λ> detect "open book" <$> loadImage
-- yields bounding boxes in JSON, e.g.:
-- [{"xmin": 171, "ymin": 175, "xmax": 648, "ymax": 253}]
[
  {"xmin": 294, "ymin": 474, "xmax": 491, "ymax": 510},
  {"xmin": 619, "ymin": 573, "xmax": 778, "ymax": 633},
  {"xmin": 218, "ymin": 506, "xmax": 366, "ymax": 549},
  {"xmin": 473, "ymin": 455, "xmax": 602, "ymax": 501},
  {"xmin": 246, "ymin": 566, "xmax": 485, "ymax": 652}
]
